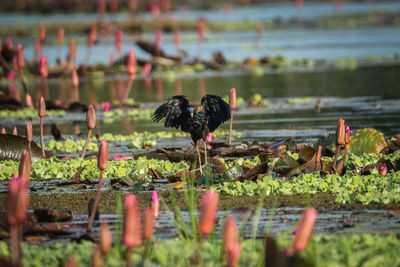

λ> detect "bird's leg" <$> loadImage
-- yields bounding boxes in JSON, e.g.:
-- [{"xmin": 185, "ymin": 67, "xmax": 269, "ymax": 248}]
[
  {"xmin": 196, "ymin": 144, "xmax": 203, "ymax": 175},
  {"xmin": 203, "ymin": 139, "xmax": 208, "ymax": 169}
]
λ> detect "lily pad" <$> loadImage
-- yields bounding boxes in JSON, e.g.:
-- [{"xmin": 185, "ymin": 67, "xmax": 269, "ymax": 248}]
[{"xmin": 348, "ymin": 128, "xmax": 388, "ymax": 156}]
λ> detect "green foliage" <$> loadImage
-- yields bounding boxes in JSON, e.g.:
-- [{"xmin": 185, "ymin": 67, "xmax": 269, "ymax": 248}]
[
  {"xmin": 214, "ymin": 170, "xmax": 400, "ymax": 204},
  {"xmin": 0, "ymin": 108, "xmax": 65, "ymax": 119},
  {"xmin": 348, "ymin": 128, "xmax": 388, "ymax": 156},
  {"xmin": 0, "ymin": 234, "xmax": 398, "ymax": 267}
]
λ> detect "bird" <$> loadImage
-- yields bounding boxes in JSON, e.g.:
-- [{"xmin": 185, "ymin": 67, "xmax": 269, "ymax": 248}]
[{"xmin": 152, "ymin": 95, "xmax": 231, "ymax": 173}]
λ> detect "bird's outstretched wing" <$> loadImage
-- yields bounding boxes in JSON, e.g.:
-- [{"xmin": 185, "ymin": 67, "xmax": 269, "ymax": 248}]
[
  {"xmin": 152, "ymin": 95, "xmax": 190, "ymax": 129},
  {"xmin": 201, "ymin": 94, "xmax": 231, "ymax": 132}
]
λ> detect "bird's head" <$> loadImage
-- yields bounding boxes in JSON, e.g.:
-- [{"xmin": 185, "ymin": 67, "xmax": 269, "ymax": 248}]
[{"xmin": 188, "ymin": 106, "xmax": 195, "ymax": 117}]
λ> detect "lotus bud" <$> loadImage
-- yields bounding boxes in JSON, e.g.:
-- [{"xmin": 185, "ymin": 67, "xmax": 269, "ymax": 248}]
[
  {"xmin": 288, "ymin": 208, "xmax": 317, "ymax": 255},
  {"xmin": 336, "ymin": 118, "xmax": 345, "ymax": 146},
  {"xmin": 12, "ymin": 126, "xmax": 18, "ymax": 135},
  {"xmin": 88, "ymin": 25, "xmax": 97, "ymax": 47},
  {"xmin": 104, "ymin": 102, "xmax": 110, "ymax": 112},
  {"xmin": 38, "ymin": 97, "xmax": 46, "ymax": 118},
  {"xmin": 380, "ymin": 166, "xmax": 387, "ymax": 175},
  {"xmin": 155, "ymin": 29, "xmax": 162, "ymax": 49},
  {"xmin": 115, "ymin": 30, "xmax": 123, "ymax": 53},
  {"xmin": 39, "ymin": 55, "xmax": 48, "ymax": 78},
  {"xmin": 316, "ymin": 145, "xmax": 322, "ymax": 163},
  {"xmin": 100, "ymin": 220, "xmax": 112, "ymax": 255},
  {"xmin": 17, "ymin": 44, "xmax": 25, "ymax": 69},
  {"xmin": 199, "ymin": 190, "xmax": 219, "ymax": 236},
  {"xmin": 68, "ymin": 39, "xmax": 77, "ymax": 62},
  {"xmin": 142, "ymin": 63, "xmax": 152, "ymax": 76},
  {"xmin": 86, "ymin": 105, "xmax": 96, "ymax": 130},
  {"xmin": 124, "ymin": 194, "xmax": 142, "ymax": 248},
  {"xmin": 6, "ymin": 36, "xmax": 13, "ymax": 50},
  {"xmin": 34, "ymin": 37, "xmax": 41, "ymax": 60},
  {"xmin": 72, "ymin": 70, "xmax": 79, "ymax": 88},
  {"xmin": 174, "ymin": 30, "xmax": 180, "ymax": 46},
  {"xmin": 229, "ymin": 88, "xmax": 236, "ymax": 110},
  {"xmin": 19, "ymin": 150, "xmax": 31, "ymax": 184},
  {"xmin": 127, "ymin": 49, "xmax": 136, "ymax": 77},
  {"xmin": 144, "ymin": 207, "xmax": 154, "ymax": 241},
  {"xmin": 25, "ymin": 93, "xmax": 33, "ymax": 108},
  {"xmin": 151, "ymin": 190, "xmax": 159, "ymax": 218},
  {"xmin": 1, "ymin": 128, "xmax": 6, "ymax": 134},
  {"xmin": 345, "ymin": 126, "xmax": 350, "ymax": 144},
  {"xmin": 150, "ymin": 3, "xmax": 160, "ymax": 16},
  {"xmin": 7, "ymin": 174, "xmax": 20, "ymax": 225},
  {"xmin": 224, "ymin": 215, "xmax": 240, "ymax": 267},
  {"xmin": 38, "ymin": 24, "xmax": 46, "ymax": 41},
  {"xmin": 98, "ymin": 140, "xmax": 108, "ymax": 171},
  {"xmin": 58, "ymin": 28, "xmax": 64, "ymax": 46},
  {"xmin": 197, "ymin": 19, "xmax": 205, "ymax": 41}
]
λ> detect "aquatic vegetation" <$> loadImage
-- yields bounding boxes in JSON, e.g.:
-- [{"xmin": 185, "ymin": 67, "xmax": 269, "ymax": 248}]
[
  {"xmin": 348, "ymin": 128, "xmax": 388, "ymax": 156},
  {"xmin": 0, "ymin": 234, "xmax": 398, "ymax": 267},
  {"xmin": 0, "ymin": 108, "xmax": 65, "ymax": 119},
  {"xmin": 214, "ymin": 170, "xmax": 400, "ymax": 204}
]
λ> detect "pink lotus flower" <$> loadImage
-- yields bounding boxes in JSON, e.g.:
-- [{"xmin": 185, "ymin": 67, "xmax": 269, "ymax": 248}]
[
  {"xmin": 104, "ymin": 102, "xmax": 111, "ymax": 112},
  {"xmin": 151, "ymin": 190, "xmax": 159, "ymax": 218},
  {"xmin": 380, "ymin": 166, "xmax": 387, "ymax": 175},
  {"xmin": 229, "ymin": 88, "xmax": 237, "ymax": 110},
  {"xmin": 150, "ymin": 3, "xmax": 160, "ymax": 16},
  {"xmin": 124, "ymin": 194, "xmax": 142, "ymax": 248},
  {"xmin": 199, "ymin": 190, "xmax": 219, "ymax": 236},
  {"xmin": 98, "ymin": 140, "xmax": 108, "ymax": 171},
  {"xmin": 8, "ymin": 174, "xmax": 29, "ymax": 225}
]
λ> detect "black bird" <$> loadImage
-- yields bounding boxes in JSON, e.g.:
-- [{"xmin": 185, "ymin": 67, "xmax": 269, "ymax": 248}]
[{"xmin": 152, "ymin": 95, "xmax": 230, "ymax": 172}]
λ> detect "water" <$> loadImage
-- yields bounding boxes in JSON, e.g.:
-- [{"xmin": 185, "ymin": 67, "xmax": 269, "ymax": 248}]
[{"xmin": 1, "ymin": 1, "xmax": 400, "ymax": 25}]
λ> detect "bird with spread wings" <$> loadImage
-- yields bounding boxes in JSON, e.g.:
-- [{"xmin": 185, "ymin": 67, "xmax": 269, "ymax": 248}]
[{"xmin": 152, "ymin": 95, "xmax": 231, "ymax": 173}]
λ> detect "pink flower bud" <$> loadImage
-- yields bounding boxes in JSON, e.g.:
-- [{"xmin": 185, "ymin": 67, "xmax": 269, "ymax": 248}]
[
  {"xmin": 345, "ymin": 126, "xmax": 350, "ymax": 144},
  {"xmin": 12, "ymin": 126, "xmax": 18, "ymax": 135},
  {"xmin": 7, "ymin": 70, "xmax": 16, "ymax": 80},
  {"xmin": 72, "ymin": 70, "xmax": 79, "ymax": 88},
  {"xmin": 104, "ymin": 102, "xmax": 110, "ymax": 112},
  {"xmin": 38, "ymin": 97, "xmax": 46, "ymax": 117},
  {"xmin": 151, "ymin": 191, "xmax": 159, "ymax": 218},
  {"xmin": 127, "ymin": 49, "xmax": 136, "ymax": 77},
  {"xmin": 380, "ymin": 166, "xmax": 387, "ymax": 175},
  {"xmin": 224, "ymin": 215, "xmax": 240, "ymax": 267},
  {"xmin": 229, "ymin": 88, "xmax": 236, "ymax": 110},
  {"xmin": 100, "ymin": 220, "xmax": 112, "ymax": 255},
  {"xmin": 174, "ymin": 30, "xmax": 181, "ymax": 46},
  {"xmin": 39, "ymin": 55, "xmax": 48, "ymax": 78},
  {"xmin": 197, "ymin": 19, "xmax": 205, "ymax": 41},
  {"xmin": 19, "ymin": 149, "xmax": 31, "ymax": 185},
  {"xmin": 141, "ymin": 63, "xmax": 152, "ymax": 76},
  {"xmin": 155, "ymin": 29, "xmax": 162, "ymax": 49},
  {"xmin": 144, "ymin": 207, "xmax": 154, "ymax": 241},
  {"xmin": 6, "ymin": 36, "xmax": 13, "ymax": 50},
  {"xmin": 124, "ymin": 194, "xmax": 142, "ymax": 248},
  {"xmin": 98, "ymin": 140, "xmax": 108, "ymax": 171},
  {"xmin": 115, "ymin": 30, "xmax": 123, "ymax": 53},
  {"xmin": 1, "ymin": 128, "xmax": 6, "ymax": 134},
  {"xmin": 17, "ymin": 44, "xmax": 25, "ymax": 69},
  {"xmin": 336, "ymin": 118, "xmax": 345, "ymax": 146},
  {"xmin": 25, "ymin": 93, "xmax": 33, "ymax": 108},
  {"xmin": 38, "ymin": 24, "xmax": 46, "ymax": 41},
  {"xmin": 150, "ymin": 3, "xmax": 160, "ymax": 17},
  {"xmin": 288, "ymin": 208, "xmax": 317, "ymax": 255},
  {"xmin": 199, "ymin": 190, "xmax": 219, "ymax": 236},
  {"xmin": 58, "ymin": 28, "xmax": 65, "ymax": 46},
  {"xmin": 86, "ymin": 105, "xmax": 96, "ymax": 130},
  {"xmin": 26, "ymin": 122, "xmax": 33, "ymax": 142},
  {"xmin": 207, "ymin": 132, "xmax": 212, "ymax": 143}
]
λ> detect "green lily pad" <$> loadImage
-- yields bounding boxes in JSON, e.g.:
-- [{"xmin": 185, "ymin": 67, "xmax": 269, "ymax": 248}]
[{"xmin": 348, "ymin": 128, "xmax": 388, "ymax": 156}]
